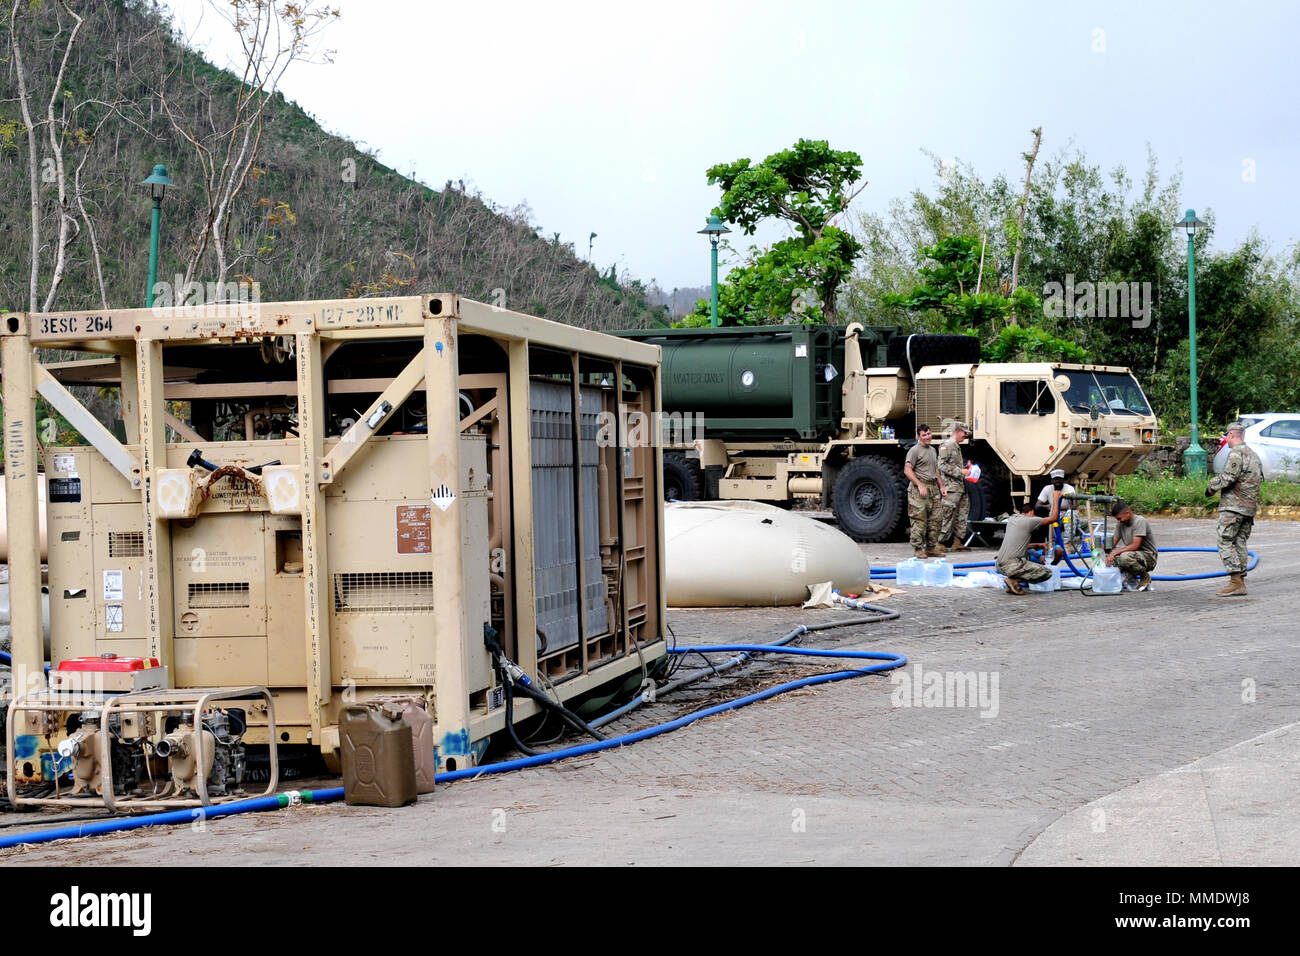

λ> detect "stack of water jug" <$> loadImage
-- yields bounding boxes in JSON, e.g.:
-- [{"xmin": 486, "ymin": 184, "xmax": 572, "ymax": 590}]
[{"xmin": 895, "ymin": 557, "xmax": 953, "ymax": 588}]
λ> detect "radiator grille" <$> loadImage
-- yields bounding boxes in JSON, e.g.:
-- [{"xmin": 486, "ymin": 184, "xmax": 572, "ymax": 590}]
[
  {"xmin": 108, "ymin": 531, "xmax": 145, "ymax": 558},
  {"xmin": 915, "ymin": 378, "xmax": 969, "ymax": 432},
  {"xmin": 531, "ymin": 381, "xmax": 608, "ymax": 657},
  {"xmin": 332, "ymin": 571, "xmax": 434, "ymax": 614},
  {"xmin": 188, "ymin": 581, "xmax": 250, "ymax": 608}
]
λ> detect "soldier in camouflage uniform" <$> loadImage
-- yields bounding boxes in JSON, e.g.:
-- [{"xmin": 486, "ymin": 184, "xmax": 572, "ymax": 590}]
[
  {"xmin": 904, "ymin": 423, "xmax": 945, "ymax": 558},
  {"xmin": 938, "ymin": 421, "xmax": 972, "ymax": 551},
  {"xmin": 996, "ymin": 491, "xmax": 1062, "ymax": 595},
  {"xmin": 1205, "ymin": 420, "xmax": 1263, "ymax": 596}
]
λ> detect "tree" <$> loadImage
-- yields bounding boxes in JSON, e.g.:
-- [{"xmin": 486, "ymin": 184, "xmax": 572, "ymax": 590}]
[
  {"xmin": 683, "ymin": 138, "xmax": 866, "ymax": 326},
  {"xmin": 4, "ymin": 0, "xmax": 122, "ymax": 311},
  {"xmin": 882, "ymin": 235, "xmax": 1083, "ymax": 361},
  {"xmin": 845, "ymin": 138, "xmax": 1300, "ymax": 428},
  {"xmin": 1146, "ymin": 236, "xmax": 1299, "ymax": 428},
  {"xmin": 151, "ymin": 0, "xmax": 341, "ymax": 292},
  {"xmin": 1009, "ymin": 126, "xmax": 1042, "ymax": 293}
]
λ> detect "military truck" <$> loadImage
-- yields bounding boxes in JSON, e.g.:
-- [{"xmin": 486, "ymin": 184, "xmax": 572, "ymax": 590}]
[{"xmin": 616, "ymin": 323, "xmax": 1159, "ymax": 541}]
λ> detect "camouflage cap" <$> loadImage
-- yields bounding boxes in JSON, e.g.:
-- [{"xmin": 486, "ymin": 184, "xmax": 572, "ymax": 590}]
[
  {"xmin": 1226, "ymin": 420, "xmax": 1249, "ymax": 433},
  {"xmin": 951, "ymin": 420, "xmax": 971, "ymax": 434}
]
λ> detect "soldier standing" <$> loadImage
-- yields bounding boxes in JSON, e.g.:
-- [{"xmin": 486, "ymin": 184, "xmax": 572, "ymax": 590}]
[
  {"xmin": 1206, "ymin": 420, "xmax": 1263, "ymax": 596},
  {"xmin": 904, "ymin": 423, "xmax": 946, "ymax": 559},
  {"xmin": 938, "ymin": 421, "xmax": 972, "ymax": 551}
]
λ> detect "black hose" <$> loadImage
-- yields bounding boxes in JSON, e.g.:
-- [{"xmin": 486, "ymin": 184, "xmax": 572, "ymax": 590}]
[
  {"xmin": 511, "ymin": 679, "xmax": 606, "ymax": 742},
  {"xmin": 590, "ymin": 604, "xmax": 902, "ymax": 730},
  {"xmin": 497, "ymin": 664, "xmax": 540, "ymax": 757}
]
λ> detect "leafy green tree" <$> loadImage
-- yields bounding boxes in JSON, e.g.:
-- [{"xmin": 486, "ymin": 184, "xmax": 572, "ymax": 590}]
[
  {"xmin": 1147, "ymin": 236, "xmax": 1299, "ymax": 427},
  {"xmin": 881, "ymin": 234, "xmax": 1080, "ymax": 360},
  {"xmin": 846, "ymin": 141, "xmax": 1300, "ymax": 428},
  {"xmin": 682, "ymin": 139, "xmax": 865, "ymax": 326}
]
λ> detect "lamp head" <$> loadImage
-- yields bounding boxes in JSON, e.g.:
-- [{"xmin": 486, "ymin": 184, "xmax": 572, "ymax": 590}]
[
  {"xmin": 140, "ymin": 164, "xmax": 174, "ymax": 203},
  {"xmin": 1176, "ymin": 208, "xmax": 1202, "ymax": 238},
  {"xmin": 697, "ymin": 214, "xmax": 730, "ymax": 242}
]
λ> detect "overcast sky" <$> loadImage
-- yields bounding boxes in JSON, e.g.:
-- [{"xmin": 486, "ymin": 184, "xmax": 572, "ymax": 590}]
[{"xmin": 164, "ymin": 0, "xmax": 1300, "ymax": 292}]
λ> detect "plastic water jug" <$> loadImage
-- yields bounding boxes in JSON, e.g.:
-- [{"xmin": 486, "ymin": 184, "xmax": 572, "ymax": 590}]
[
  {"xmin": 922, "ymin": 558, "xmax": 952, "ymax": 588},
  {"xmin": 1027, "ymin": 565, "xmax": 1061, "ymax": 592},
  {"xmin": 896, "ymin": 557, "xmax": 925, "ymax": 586},
  {"xmin": 1091, "ymin": 565, "xmax": 1122, "ymax": 594}
]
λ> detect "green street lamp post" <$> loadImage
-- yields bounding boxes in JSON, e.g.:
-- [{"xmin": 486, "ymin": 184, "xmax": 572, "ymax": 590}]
[
  {"xmin": 1176, "ymin": 209, "xmax": 1206, "ymax": 477},
  {"xmin": 140, "ymin": 164, "xmax": 174, "ymax": 308},
  {"xmin": 698, "ymin": 214, "xmax": 730, "ymax": 328}
]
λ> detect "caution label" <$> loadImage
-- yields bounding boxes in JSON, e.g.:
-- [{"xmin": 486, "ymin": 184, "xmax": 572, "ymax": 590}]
[{"xmin": 396, "ymin": 504, "xmax": 432, "ymax": 554}]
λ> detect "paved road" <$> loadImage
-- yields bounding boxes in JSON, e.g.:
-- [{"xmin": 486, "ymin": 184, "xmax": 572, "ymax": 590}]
[{"xmin": 4, "ymin": 517, "xmax": 1298, "ymax": 866}]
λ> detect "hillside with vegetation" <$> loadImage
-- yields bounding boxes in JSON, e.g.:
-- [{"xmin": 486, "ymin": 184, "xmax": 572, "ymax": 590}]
[{"xmin": 0, "ymin": 0, "xmax": 665, "ymax": 328}]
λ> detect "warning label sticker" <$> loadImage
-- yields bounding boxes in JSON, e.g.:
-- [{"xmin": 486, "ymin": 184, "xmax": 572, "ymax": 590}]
[
  {"xmin": 432, "ymin": 482, "xmax": 456, "ymax": 512},
  {"xmin": 103, "ymin": 569, "xmax": 123, "ymax": 602},
  {"xmin": 396, "ymin": 504, "xmax": 432, "ymax": 554},
  {"xmin": 105, "ymin": 604, "xmax": 124, "ymax": 632}
]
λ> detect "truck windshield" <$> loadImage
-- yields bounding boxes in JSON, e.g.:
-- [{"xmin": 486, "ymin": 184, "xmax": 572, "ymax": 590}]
[{"xmin": 1059, "ymin": 371, "xmax": 1152, "ymax": 416}]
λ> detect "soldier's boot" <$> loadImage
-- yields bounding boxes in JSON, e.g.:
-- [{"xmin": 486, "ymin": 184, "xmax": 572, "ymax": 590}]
[
  {"xmin": 926, "ymin": 545, "xmax": 947, "ymax": 557},
  {"xmin": 1004, "ymin": 577, "xmax": 1024, "ymax": 595},
  {"xmin": 1137, "ymin": 572, "xmax": 1152, "ymax": 591},
  {"xmin": 914, "ymin": 548, "xmax": 927, "ymax": 560},
  {"xmin": 949, "ymin": 539, "xmax": 972, "ymax": 552},
  {"xmin": 1216, "ymin": 573, "xmax": 1247, "ymax": 597}
]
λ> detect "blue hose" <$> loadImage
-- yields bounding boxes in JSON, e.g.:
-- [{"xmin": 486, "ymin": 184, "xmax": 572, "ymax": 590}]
[
  {"xmin": 0, "ymin": 648, "xmax": 51, "ymax": 675},
  {"xmin": 440, "ymin": 644, "xmax": 904, "ymax": 782},
  {"xmin": 0, "ymin": 644, "xmax": 905, "ymax": 849},
  {"xmin": 1142, "ymin": 547, "xmax": 1259, "ymax": 581},
  {"xmin": 0, "ymin": 789, "xmax": 345, "ymax": 849}
]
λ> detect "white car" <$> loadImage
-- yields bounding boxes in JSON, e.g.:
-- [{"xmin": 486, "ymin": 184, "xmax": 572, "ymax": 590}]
[{"xmin": 1211, "ymin": 414, "xmax": 1300, "ymax": 479}]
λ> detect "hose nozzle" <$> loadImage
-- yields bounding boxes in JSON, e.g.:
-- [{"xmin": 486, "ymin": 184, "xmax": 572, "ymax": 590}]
[{"xmin": 154, "ymin": 731, "xmax": 190, "ymax": 759}]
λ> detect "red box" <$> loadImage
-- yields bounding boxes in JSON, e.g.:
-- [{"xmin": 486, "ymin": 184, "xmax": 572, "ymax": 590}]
[
  {"xmin": 51, "ymin": 655, "xmax": 166, "ymax": 692},
  {"xmin": 57, "ymin": 655, "xmax": 160, "ymax": 672}
]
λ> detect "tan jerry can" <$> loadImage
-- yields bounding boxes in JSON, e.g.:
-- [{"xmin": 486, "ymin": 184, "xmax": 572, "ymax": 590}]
[
  {"xmin": 370, "ymin": 694, "xmax": 437, "ymax": 794},
  {"xmin": 340, "ymin": 704, "xmax": 417, "ymax": 808}
]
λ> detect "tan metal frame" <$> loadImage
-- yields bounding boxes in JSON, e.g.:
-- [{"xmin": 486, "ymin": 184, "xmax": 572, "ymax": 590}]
[
  {"xmin": 3, "ymin": 294, "xmax": 667, "ymax": 770},
  {"xmin": 5, "ymin": 685, "xmax": 277, "ymax": 810}
]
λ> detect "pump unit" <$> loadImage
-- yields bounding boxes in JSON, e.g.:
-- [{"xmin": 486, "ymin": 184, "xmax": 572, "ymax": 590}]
[{"xmin": 2, "ymin": 293, "xmax": 667, "ymax": 791}]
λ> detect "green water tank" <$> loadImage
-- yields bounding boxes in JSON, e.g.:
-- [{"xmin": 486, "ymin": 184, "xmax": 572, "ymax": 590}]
[{"xmin": 614, "ymin": 324, "xmax": 896, "ymax": 441}]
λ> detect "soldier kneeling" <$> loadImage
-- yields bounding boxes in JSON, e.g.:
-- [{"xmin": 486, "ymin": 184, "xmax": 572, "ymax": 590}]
[
  {"xmin": 996, "ymin": 490, "xmax": 1062, "ymax": 595},
  {"xmin": 1104, "ymin": 500, "xmax": 1157, "ymax": 591}
]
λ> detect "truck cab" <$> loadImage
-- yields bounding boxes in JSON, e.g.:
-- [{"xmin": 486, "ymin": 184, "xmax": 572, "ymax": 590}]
[{"xmin": 919, "ymin": 362, "xmax": 1159, "ymax": 506}]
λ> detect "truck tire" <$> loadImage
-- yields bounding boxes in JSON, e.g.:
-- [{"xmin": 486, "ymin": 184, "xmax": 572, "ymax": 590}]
[
  {"xmin": 966, "ymin": 469, "xmax": 1008, "ymax": 521},
  {"xmin": 887, "ymin": 333, "xmax": 982, "ymax": 374},
  {"xmin": 832, "ymin": 455, "xmax": 908, "ymax": 542},
  {"xmin": 662, "ymin": 453, "xmax": 703, "ymax": 502}
]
